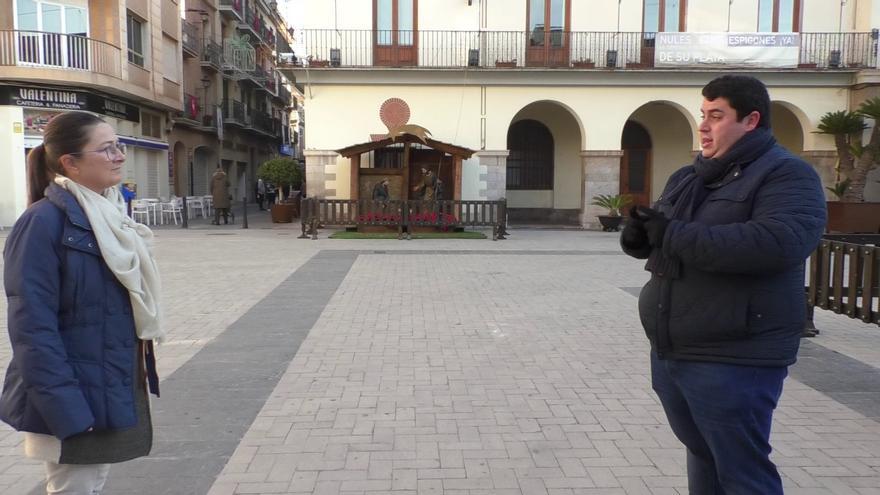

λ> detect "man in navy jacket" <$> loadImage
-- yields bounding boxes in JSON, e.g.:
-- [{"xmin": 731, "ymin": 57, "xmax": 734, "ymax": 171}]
[{"xmin": 621, "ymin": 75, "xmax": 826, "ymax": 494}]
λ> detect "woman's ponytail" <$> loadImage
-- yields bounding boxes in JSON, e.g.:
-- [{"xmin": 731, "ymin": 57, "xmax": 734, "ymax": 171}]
[{"xmin": 26, "ymin": 144, "xmax": 51, "ymax": 205}]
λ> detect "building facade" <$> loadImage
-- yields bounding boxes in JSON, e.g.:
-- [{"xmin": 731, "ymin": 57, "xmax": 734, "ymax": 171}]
[
  {"xmin": 0, "ymin": 0, "xmax": 292, "ymax": 226},
  {"xmin": 282, "ymin": 0, "xmax": 880, "ymax": 227},
  {"xmin": 167, "ymin": 0, "xmax": 293, "ymax": 203},
  {"xmin": 1, "ymin": 0, "xmax": 186, "ymax": 226}
]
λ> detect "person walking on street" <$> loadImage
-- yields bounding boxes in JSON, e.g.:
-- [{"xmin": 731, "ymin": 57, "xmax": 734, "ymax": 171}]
[
  {"xmin": 0, "ymin": 111, "xmax": 163, "ymax": 495},
  {"xmin": 620, "ymin": 75, "xmax": 826, "ymax": 494},
  {"xmin": 256, "ymin": 177, "xmax": 266, "ymax": 211},
  {"xmin": 265, "ymin": 181, "xmax": 277, "ymax": 208},
  {"xmin": 211, "ymin": 166, "xmax": 231, "ymax": 224}
]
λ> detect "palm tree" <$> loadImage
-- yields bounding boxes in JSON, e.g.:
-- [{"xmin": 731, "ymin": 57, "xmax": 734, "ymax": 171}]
[
  {"xmin": 851, "ymin": 97, "xmax": 880, "ymax": 202},
  {"xmin": 815, "ymin": 98, "xmax": 880, "ymax": 202}
]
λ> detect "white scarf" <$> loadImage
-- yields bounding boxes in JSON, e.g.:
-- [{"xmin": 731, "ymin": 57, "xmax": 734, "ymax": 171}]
[{"xmin": 54, "ymin": 176, "xmax": 165, "ymax": 343}]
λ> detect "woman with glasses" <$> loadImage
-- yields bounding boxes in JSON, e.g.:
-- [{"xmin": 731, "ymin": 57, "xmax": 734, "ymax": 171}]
[{"xmin": 0, "ymin": 111, "xmax": 163, "ymax": 494}]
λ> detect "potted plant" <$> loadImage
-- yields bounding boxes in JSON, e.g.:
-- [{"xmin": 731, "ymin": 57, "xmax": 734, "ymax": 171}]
[
  {"xmin": 591, "ymin": 193, "xmax": 631, "ymax": 232},
  {"xmin": 572, "ymin": 58, "xmax": 595, "ymax": 68},
  {"xmin": 258, "ymin": 157, "xmax": 303, "ymax": 223},
  {"xmin": 495, "ymin": 59, "xmax": 517, "ymax": 68},
  {"xmin": 815, "ymin": 101, "xmax": 880, "ymax": 233}
]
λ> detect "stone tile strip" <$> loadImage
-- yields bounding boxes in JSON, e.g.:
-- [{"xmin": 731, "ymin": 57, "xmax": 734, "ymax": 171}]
[{"xmin": 93, "ymin": 251, "xmax": 359, "ymax": 495}]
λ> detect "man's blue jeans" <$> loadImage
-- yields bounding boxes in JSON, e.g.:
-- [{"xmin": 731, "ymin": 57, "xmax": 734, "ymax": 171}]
[{"xmin": 650, "ymin": 352, "xmax": 788, "ymax": 494}]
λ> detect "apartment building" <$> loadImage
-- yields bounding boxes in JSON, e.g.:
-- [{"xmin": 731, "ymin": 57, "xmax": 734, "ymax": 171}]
[
  {"xmin": 0, "ymin": 0, "xmax": 292, "ymax": 226},
  {"xmin": 281, "ymin": 0, "xmax": 880, "ymax": 227},
  {"xmin": 0, "ymin": 0, "xmax": 186, "ymax": 225},
  {"xmin": 167, "ymin": 0, "xmax": 293, "ymax": 202}
]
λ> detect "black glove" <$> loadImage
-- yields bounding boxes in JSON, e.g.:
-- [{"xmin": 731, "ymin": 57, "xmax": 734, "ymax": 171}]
[
  {"xmin": 620, "ymin": 206, "xmax": 649, "ymax": 249},
  {"xmin": 635, "ymin": 206, "xmax": 670, "ymax": 248}
]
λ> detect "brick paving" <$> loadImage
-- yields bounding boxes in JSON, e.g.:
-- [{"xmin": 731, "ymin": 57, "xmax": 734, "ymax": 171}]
[{"xmin": 0, "ymin": 223, "xmax": 878, "ymax": 494}]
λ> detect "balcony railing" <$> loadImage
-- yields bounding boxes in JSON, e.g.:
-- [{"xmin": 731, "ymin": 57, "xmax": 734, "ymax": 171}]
[
  {"xmin": 182, "ymin": 21, "xmax": 200, "ymax": 57},
  {"xmin": 291, "ymin": 29, "xmax": 878, "ymax": 70},
  {"xmin": 175, "ymin": 92, "xmax": 201, "ymax": 125},
  {"xmin": 249, "ymin": 109, "xmax": 274, "ymax": 135},
  {"xmin": 201, "ymin": 39, "xmax": 222, "ymax": 70},
  {"xmin": 177, "ymin": 94, "xmax": 217, "ymax": 129},
  {"xmin": 239, "ymin": 9, "xmax": 276, "ymax": 50},
  {"xmin": 222, "ymin": 98, "xmax": 247, "ymax": 126},
  {"xmin": 219, "ymin": 0, "xmax": 244, "ymax": 22},
  {"xmin": 0, "ymin": 30, "xmax": 122, "ymax": 79},
  {"xmin": 276, "ymin": 84, "xmax": 291, "ymax": 103}
]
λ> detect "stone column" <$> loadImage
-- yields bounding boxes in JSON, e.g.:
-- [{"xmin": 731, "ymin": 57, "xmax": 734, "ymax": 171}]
[
  {"xmin": 581, "ymin": 150, "xmax": 623, "ymax": 229},
  {"xmin": 304, "ymin": 150, "xmax": 339, "ymax": 198},
  {"xmin": 476, "ymin": 150, "xmax": 509, "ymax": 200},
  {"xmin": 800, "ymin": 150, "xmax": 839, "ymax": 200}
]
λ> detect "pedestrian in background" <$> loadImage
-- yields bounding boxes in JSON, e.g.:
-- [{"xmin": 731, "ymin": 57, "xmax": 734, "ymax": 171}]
[
  {"xmin": 211, "ymin": 166, "xmax": 231, "ymax": 224},
  {"xmin": 621, "ymin": 75, "xmax": 826, "ymax": 494},
  {"xmin": 0, "ymin": 111, "xmax": 163, "ymax": 495},
  {"xmin": 256, "ymin": 177, "xmax": 266, "ymax": 211},
  {"xmin": 265, "ymin": 181, "xmax": 277, "ymax": 208},
  {"xmin": 121, "ymin": 181, "xmax": 136, "ymax": 216}
]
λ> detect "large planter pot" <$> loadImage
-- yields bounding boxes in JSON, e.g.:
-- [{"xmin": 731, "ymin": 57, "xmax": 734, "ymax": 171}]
[
  {"xmin": 826, "ymin": 201, "xmax": 880, "ymax": 233},
  {"xmin": 270, "ymin": 202, "xmax": 296, "ymax": 223},
  {"xmin": 597, "ymin": 215, "xmax": 623, "ymax": 232}
]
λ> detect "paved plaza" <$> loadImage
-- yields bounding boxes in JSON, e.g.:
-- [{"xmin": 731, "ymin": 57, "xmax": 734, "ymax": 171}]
[{"xmin": 0, "ymin": 216, "xmax": 879, "ymax": 495}]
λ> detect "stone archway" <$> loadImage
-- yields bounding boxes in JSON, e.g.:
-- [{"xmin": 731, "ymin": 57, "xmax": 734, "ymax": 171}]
[
  {"xmin": 626, "ymin": 101, "xmax": 695, "ymax": 203},
  {"xmin": 770, "ymin": 101, "xmax": 805, "ymax": 154},
  {"xmin": 505, "ymin": 100, "xmax": 584, "ymax": 225}
]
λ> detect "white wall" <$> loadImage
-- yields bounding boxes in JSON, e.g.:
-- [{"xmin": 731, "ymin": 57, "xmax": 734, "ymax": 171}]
[
  {"xmin": 299, "ymin": 0, "xmax": 869, "ymax": 34},
  {"xmin": 507, "ymin": 190, "xmax": 553, "ymax": 209},
  {"xmin": 303, "ymin": 82, "xmax": 842, "ymax": 156},
  {"xmin": 302, "ymin": 0, "xmax": 371, "ymax": 30},
  {"xmin": 0, "ymin": 106, "xmax": 28, "ymax": 227},
  {"xmin": 304, "ymin": 84, "xmax": 483, "ymax": 151},
  {"xmin": 461, "ymin": 157, "xmax": 483, "ymax": 201}
]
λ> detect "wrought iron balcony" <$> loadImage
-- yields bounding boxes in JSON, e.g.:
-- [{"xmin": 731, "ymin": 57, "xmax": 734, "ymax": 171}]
[
  {"xmin": 0, "ymin": 30, "xmax": 122, "ymax": 79},
  {"xmin": 182, "ymin": 21, "xmax": 200, "ymax": 57},
  {"xmin": 219, "ymin": 0, "xmax": 244, "ymax": 23},
  {"xmin": 174, "ymin": 92, "xmax": 202, "ymax": 126},
  {"xmin": 276, "ymin": 84, "xmax": 291, "ymax": 104},
  {"xmin": 201, "ymin": 39, "xmax": 222, "ymax": 71},
  {"xmin": 222, "ymin": 98, "xmax": 248, "ymax": 127},
  {"xmin": 249, "ymin": 109, "xmax": 274, "ymax": 135},
  {"xmin": 290, "ymin": 29, "xmax": 878, "ymax": 70},
  {"xmin": 173, "ymin": 94, "xmax": 216, "ymax": 130}
]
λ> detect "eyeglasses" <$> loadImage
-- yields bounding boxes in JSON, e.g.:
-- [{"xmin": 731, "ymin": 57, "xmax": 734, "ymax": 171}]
[{"xmin": 69, "ymin": 142, "xmax": 127, "ymax": 160}]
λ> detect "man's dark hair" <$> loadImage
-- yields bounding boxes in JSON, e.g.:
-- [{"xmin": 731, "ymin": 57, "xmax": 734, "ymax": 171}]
[{"xmin": 702, "ymin": 75, "xmax": 771, "ymax": 129}]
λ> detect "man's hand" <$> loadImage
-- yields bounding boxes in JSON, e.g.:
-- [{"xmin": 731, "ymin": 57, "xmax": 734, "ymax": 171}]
[
  {"xmin": 621, "ymin": 206, "xmax": 649, "ymax": 248},
  {"xmin": 635, "ymin": 206, "xmax": 670, "ymax": 248}
]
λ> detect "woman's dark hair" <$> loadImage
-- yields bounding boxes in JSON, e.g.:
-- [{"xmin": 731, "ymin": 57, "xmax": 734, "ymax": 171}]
[
  {"xmin": 702, "ymin": 75, "xmax": 771, "ymax": 129},
  {"xmin": 26, "ymin": 111, "xmax": 105, "ymax": 204}
]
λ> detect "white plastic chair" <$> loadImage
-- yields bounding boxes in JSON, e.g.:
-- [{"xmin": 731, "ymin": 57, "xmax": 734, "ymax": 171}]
[
  {"xmin": 131, "ymin": 200, "xmax": 151, "ymax": 225},
  {"xmin": 203, "ymin": 195, "xmax": 214, "ymax": 217},
  {"xmin": 143, "ymin": 199, "xmax": 161, "ymax": 225},
  {"xmin": 186, "ymin": 196, "xmax": 205, "ymax": 219},
  {"xmin": 161, "ymin": 197, "xmax": 183, "ymax": 225}
]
